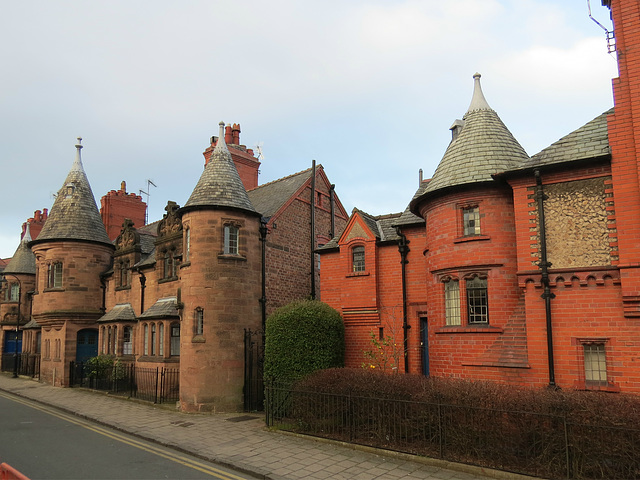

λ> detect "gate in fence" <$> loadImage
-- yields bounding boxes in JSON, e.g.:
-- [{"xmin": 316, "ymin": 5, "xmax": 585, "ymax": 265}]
[
  {"xmin": 244, "ymin": 328, "xmax": 264, "ymax": 411},
  {"xmin": 1, "ymin": 353, "xmax": 40, "ymax": 378},
  {"xmin": 69, "ymin": 361, "xmax": 179, "ymax": 405}
]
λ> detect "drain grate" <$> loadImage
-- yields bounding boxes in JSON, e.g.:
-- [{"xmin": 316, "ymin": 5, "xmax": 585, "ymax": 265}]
[
  {"xmin": 226, "ymin": 415, "xmax": 258, "ymax": 423},
  {"xmin": 170, "ymin": 420, "xmax": 195, "ymax": 427}
]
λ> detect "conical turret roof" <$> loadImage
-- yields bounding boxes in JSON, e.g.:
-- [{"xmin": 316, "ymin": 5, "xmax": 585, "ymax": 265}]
[
  {"xmin": 4, "ymin": 224, "xmax": 36, "ymax": 275},
  {"xmin": 182, "ymin": 122, "xmax": 257, "ymax": 215},
  {"xmin": 31, "ymin": 138, "xmax": 112, "ymax": 247},
  {"xmin": 423, "ymin": 73, "xmax": 529, "ymax": 195}
]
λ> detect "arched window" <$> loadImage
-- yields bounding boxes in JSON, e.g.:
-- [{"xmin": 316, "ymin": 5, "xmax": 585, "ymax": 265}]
[
  {"xmin": 123, "ymin": 326, "xmax": 133, "ymax": 355},
  {"xmin": 163, "ymin": 252, "xmax": 173, "ymax": 279},
  {"xmin": 466, "ymin": 276, "xmax": 488, "ymax": 324},
  {"xmin": 444, "ymin": 279, "xmax": 461, "ymax": 326},
  {"xmin": 158, "ymin": 323, "xmax": 164, "ymax": 357},
  {"xmin": 195, "ymin": 308, "xmax": 204, "ymax": 336},
  {"xmin": 144, "ymin": 324, "xmax": 149, "ymax": 355},
  {"xmin": 170, "ymin": 323, "xmax": 180, "ymax": 356},
  {"xmin": 352, "ymin": 246, "xmax": 365, "ymax": 272},
  {"xmin": 151, "ymin": 323, "xmax": 156, "ymax": 355},
  {"xmin": 185, "ymin": 228, "xmax": 191, "ymax": 262},
  {"xmin": 120, "ymin": 260, "xmax": 130, "ymax": 287}
]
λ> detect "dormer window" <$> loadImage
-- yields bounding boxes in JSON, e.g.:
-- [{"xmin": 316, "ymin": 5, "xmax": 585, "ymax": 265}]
[
  {"xmin": 65, "ymin": 183, "xmax": 75, "ymax": 198},
  {"xmin": 352, "ymin": 246, "xmax": 365, "ymax": 273},
  {"xmin": 163, "ymin": 251, "xmax": 175, "ymax": 279},
  {"xmin": 120, "ymin": 260, "xmax": 130, "ymax": 287}
]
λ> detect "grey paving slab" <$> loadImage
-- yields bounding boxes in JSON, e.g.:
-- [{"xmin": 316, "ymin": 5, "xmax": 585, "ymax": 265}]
[{"xmin": 0, "ymin": 374, "xmax": 530, "ymax": 480}]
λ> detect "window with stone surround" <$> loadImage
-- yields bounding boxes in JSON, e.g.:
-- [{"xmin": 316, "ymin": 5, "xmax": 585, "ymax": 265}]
[
  {"xmin": 195, "ymin": 308, "xmax": 204, "ymax": 336},
  {"xmin": 184, "ymin": 227, "xmax": 191, "ymax": 262},
  {"xmin": 119, "ymin": 259, "xmax": 130, "ymax": 287},
  {"xmin": 9, "ymin": 283, "xmax": 19, "ymax": 302},
  {"xmin": 170, "ymin": 323, "xmax": 180, "ymax": 356},
  {"xmin": 123, "ymin": 326, "xmax": 133, "ymax": 355},
  {"xmin": 159, "ymin": 323, "xmax": 164, "ymax": 356},
  {"xmin": 583, "ymin": 342, "xmax": 608, "ymax": 387},
  {"xmin": 463, "ymin": 206, "xmax": 481, "ymax": 236},
  {"xmin": 143, "ymin": 324, "xmax": 149, "ymax": 355},
  {"xmin": 466, "ymin": 275, "xmax": 488, "ymax": 323},
  {"xmin": 439, "ymin": 272, "xmax": 490, "ymax": 327},
  {"xmin": 444, "ymin": 279, "xmax": 461, "ymax": 325},
  {"xmin": 224, "ymin": 224, "xmax": 239, "ymax": 255},
  {"xmin": 48, "ymin": 262, "xmax": 63, "ymax": 288},
  {"xmin": 352, "ymin": 245, "xmax": 365, "ymax": 273},
  {"xmin": 151, "ymin": 323, "xmax": 156, "ymax": 355}
]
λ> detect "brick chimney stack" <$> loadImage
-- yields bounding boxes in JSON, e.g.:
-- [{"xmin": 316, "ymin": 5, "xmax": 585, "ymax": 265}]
[{"xmin": 202, "ymin": 122, "xmax": 261, "ymax": 190}]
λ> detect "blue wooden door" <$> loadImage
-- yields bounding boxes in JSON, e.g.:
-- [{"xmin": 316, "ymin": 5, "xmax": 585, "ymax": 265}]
[
  {"xmin": 4, "ymin": 331, "xmax": 22, "ymax": 355},
  {"xmin": 76, "ymin": 329, "xmax": 98, "ymax": 363}
]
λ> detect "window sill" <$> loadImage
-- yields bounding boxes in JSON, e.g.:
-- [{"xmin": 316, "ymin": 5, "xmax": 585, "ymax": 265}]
[
  {"xmin": 192, "ymin": 335, "xmax": 205, "ymax": 343},
  {"xmin": 158, "ymin": 276, "xmax": 179, "ymax": 284},
  {"xmin": 576, "ymin": 381, "xmax": 620, "ymax": 393},
  {"xmin": 453, "ymin": 235, "xmax": 491, "ymax": 244},
  {"xmin": 137, "ymin": 356, "xmax": 180, "ymax": 364},
  {"xmin": 218, "ymin": 254, "xmax": 246, "ymax": 261},
  {"xmin": 115, "ymin": 285, "xmax": 131, "ymax": 291},
  {"xmin": 43, "ymin": 287, "xmax": 65, "ymax": 293},
  {"xmin": 347, "ymin": 271, "xmax": 370, "ymax": 278},
  {"xmin": 180, "ymin": 261, "xmax": 191, "ymax": 269},
  {"xmin": 435, "ymin": 325, "xmax": 503, "ymax": 334}
]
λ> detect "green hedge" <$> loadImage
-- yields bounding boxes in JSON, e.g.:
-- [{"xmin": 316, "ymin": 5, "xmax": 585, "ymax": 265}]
[{"xmin": 264, "ymin": 300, "xmax": 344, "ymax": 381}]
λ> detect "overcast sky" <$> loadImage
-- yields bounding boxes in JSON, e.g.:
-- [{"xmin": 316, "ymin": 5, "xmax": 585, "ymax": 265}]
[{"xmin": 0, "ymin": 0, "xmax": 617, "ymax": 259}]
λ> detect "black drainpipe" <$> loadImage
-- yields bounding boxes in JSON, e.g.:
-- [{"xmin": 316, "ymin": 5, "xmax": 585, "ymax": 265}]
[
  {"xmin": 396, "ymin": 227, "xmax": 410, "ymax": 373},
  {"xmin": 310, "ymin": 160, "xmax": 316, "ymax": 299},
  {"xmin": 535, "ymin": 170, "xmax": 557, "ymax": 388},
  {"xmin": 139, "ymin": 272, "xmax": 146, "ymax": 314},
  {"xmin": 329, "ymin": 184, "xmax": 335, "ymax": 238},
  {"xmin": 99, "ymin": 274, "xmax": 107, "ymax": 314},
  {"xmin": 259, "ymin": 217, "xmax": 268, "ymax": 340}
]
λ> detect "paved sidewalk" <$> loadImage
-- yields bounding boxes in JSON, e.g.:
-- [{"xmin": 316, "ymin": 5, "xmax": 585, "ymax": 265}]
[{"xmin": 0, "ymin": 374, "xmax": 522, "ymax": 480}]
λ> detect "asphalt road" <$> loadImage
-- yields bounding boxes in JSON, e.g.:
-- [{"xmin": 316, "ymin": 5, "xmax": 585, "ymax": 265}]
[{"xmin": 0, "ymin": 391, "xmax": 257, "ymax": 480}]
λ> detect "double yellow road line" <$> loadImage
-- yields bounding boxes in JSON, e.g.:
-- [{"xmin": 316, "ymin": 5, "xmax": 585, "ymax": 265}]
[{"xmin": 0, "ymin": 391, "xmax": 250, "ymax": 480}]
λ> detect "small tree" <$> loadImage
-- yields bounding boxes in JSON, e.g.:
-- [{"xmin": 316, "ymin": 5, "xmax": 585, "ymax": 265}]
[{"xmin": 264, "ymin": 299, "xmax": 345, "ymax": 382}]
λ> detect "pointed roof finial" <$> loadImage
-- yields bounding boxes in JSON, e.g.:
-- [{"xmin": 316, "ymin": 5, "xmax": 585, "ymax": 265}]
[
  {"xmin": 22, "ymin": 222, "xmax": 32, "ymax": 244},
  {"xmin": 216, "ymin": 121, "xmax": 227, "ymax": 150},
  {"xmin": 31, "ymin": 137, "xmax": 112, "ymax": 247},
  {"xmin": 182, "ymin": 121, "xmax": 257, "ymax": 214},
  {"xmin": 72, "ymin": 136, "xmax": 84, "ymax": 173},
  {"xmin": 467, "ymin": 73, "xmax": 492, "ymax": 113}
]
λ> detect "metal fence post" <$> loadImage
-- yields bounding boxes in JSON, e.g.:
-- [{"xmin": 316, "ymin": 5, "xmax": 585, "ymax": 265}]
[
  {"xmin": 438, "ymin": 402, "xmax": 444, "ymax": 459},
  {"xmin": 154, "ymin": 367, "xmax": 159, "ymax": 404},
  {"xmin": 563, "ymin": 415, "xmax": 571, "ymax": 479}
]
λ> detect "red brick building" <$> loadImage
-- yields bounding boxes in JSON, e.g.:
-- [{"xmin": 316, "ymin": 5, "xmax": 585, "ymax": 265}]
[
  {"xmin": 0, "ymin": 123, "xmax": 347, "ymax": 412},
  {"xmin": 320, "ymin": 0, "xmax": 640, "ymax": 393}
]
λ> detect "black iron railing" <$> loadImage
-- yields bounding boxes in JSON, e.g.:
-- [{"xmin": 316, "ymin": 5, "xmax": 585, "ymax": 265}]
[
  {"xmin": 1, "ymin": 353, "xmax": 40, "ymax": 378},
  {"xmin": 70, "ymin": 362, "xmax": 179, "ymax": 405},
  {"xmin": 265, "ymin": 382, "xmax": 640, "ymax": 480}
]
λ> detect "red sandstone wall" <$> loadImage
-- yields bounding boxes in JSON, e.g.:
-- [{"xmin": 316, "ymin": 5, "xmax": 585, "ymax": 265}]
[{"xmin": 179, "ymin": 209, "xmax": 262, "ymax": 412}]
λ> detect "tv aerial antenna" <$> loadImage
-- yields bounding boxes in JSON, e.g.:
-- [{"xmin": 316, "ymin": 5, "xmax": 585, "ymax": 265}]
[
  {"xmin": 587, "ymin": 0, "xmax": 615, "ymax": 54},
  {"xmin": 254, "ymin": 142, "xmax": 264, "ymax": 161},
  {"xmin": 139, "ymin": 179, "xmax": 157, "ymax": 225}
]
